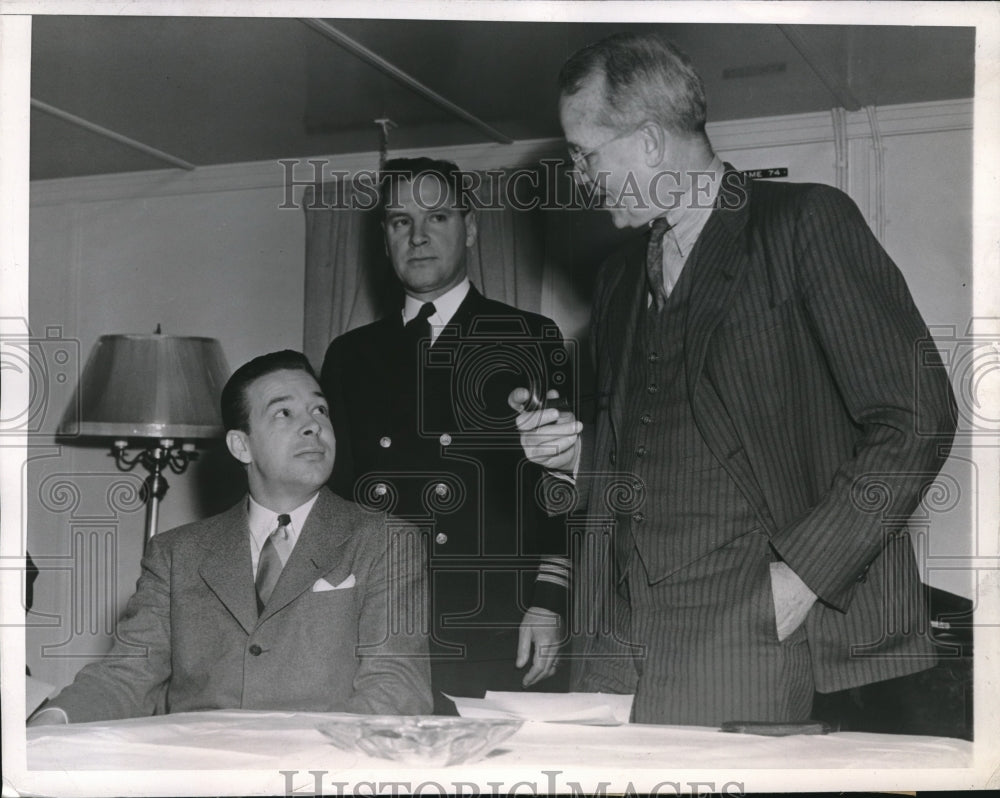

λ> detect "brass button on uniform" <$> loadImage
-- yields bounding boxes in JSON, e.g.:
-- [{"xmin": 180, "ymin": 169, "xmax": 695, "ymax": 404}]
[
  {"xmin": 374, "ymin": 482, "xmax": 387, "ymax": 496},
  {"xmin": 249, "ymin": 644, "xmax": 262, "ymax": 656},
  {"xmin": 439, "ymin": 433, "xmax": 452, "ymax": 446},
  {"xmin": 635, "ymin": 445, "xmax": 647, "ymax": 457},
  {"xmin": 648, "ymin": 352, "xmax": 660, "ymax": 363},
  {"xmin": 434, "ymin": 482, "xmax": 449, "ymax": 497},
  {"xmin": 640, "ymin": 414, "xmax": 652, "ymax": 425},
  {"xmin": 435, "ymin": 532, "xmax": 448, "ymax": 545},
  {"xmin": 647, "ymin": 384, "xmax": 659, "ymax": 395},
  {"xmin": 379, "ymin": 436, "xmax": 392, "ymax": 448},
  {"xmin": 632, "ymin": 512, "xmax": 645, "ymax": 523}
]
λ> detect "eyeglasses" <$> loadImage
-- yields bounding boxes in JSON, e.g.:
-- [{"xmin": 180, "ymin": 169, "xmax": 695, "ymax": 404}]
[{"xmin": 567, "ymin": 123, "xmax": 646, "ymax": 172}]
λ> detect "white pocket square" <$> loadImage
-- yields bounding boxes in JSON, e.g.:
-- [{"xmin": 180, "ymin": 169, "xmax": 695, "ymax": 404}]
[{"xmin": 312, "ymin": 574, "xmax": 355, "ymax": 592}]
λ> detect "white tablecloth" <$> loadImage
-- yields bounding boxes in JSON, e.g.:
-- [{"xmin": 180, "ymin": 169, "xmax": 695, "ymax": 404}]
[
  {"xmin": 18, "ymin": 709, "xmax": 976, "ymax": 795},
  {"xmin": 25, "ymin": 709, "xmax": 972, "ymax": 771}
]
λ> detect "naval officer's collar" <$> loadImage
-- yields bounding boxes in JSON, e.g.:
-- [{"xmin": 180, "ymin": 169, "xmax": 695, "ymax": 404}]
[{"xmin": 401, "ymin": 278, "xmax": 471, "ymax": 335}]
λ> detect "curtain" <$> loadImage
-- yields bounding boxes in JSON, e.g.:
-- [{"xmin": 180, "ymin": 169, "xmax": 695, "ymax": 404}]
[
  {"xmin": 302, "ymin": 180, "xmax": 396, "ymax": 369},
  {"xmin": 302, "ymin": 167, "xmax": 548, "ymax": 369}
]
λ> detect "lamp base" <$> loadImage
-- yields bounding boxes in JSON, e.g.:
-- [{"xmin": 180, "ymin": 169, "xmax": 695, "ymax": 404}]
[{"xmin": 111, "ymin": 439, "xmax": 199, "ymax": 546}]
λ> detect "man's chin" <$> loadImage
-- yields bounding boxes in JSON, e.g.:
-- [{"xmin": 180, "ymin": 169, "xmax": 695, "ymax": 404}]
[{"xmin": 607, "ymin": 206, "xmax": 647, "ymax": 229}]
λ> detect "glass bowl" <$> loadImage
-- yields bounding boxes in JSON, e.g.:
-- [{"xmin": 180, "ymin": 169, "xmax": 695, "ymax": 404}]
[{"xmin": 317, "ymin": 715, "xmax": 523, "ymax": 767}]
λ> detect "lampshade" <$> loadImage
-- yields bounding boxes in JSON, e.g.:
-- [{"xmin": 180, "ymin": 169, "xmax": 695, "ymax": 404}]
[{"xmin": 58, "ymin": 334, "xmax": 230, "ymax": 439}]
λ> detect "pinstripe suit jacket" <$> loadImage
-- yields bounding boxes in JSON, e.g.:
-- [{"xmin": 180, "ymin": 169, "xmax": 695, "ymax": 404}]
[{"xmin": 573, "ymin": 170, "xmax": 957, "ymax": 692}]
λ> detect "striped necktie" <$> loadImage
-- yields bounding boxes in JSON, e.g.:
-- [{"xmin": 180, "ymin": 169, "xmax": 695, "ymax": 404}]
[
  {"xmin": 255, "ymin": 513, "xmax": 290, "ymax": 614},
  {"xmin": 646, "ymin": 217, "xmax": 673, "ymax": 311}
]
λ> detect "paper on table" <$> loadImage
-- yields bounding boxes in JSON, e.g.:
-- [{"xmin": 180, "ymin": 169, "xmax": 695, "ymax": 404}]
[{"xmin": 446, "ymin": 691, "xmax": 633, "ymax": 725}]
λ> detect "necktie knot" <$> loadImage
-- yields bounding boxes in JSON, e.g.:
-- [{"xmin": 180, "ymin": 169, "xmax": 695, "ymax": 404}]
[
  {"xmin": 649, "ymin": 216, "xmax": 672, "ymax": 240},
  {"xmin": 275, "ymin": 513, "xmax": 291, "ymax": 540},
  {"xmin": 407, "ymin": 302, "xmax": 436, "ymax": 328}
]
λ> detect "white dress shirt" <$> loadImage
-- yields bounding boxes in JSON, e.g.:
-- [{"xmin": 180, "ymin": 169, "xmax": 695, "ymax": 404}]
[
  {"xmin": 247, "ymin": 493, "xmax": 318, "ymax": 576},
  {"xmin": 651, "ymin": 154, "xmax": 726, "ymax": 302}
]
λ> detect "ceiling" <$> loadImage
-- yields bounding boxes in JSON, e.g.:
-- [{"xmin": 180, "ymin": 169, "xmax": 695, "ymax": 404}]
[{"xmin": 29, "ymin": 16, "xmax": 975, "ymax": 181}]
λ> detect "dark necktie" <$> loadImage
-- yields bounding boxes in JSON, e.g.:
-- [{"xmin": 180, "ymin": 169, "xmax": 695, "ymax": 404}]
[
  {"xmin": 255, "ymin": 513, "xmax": 290, "ymax": 615},
  {"xmin": 646, "ymin": 217, "xmax": 672, "ymax": 312},
  {"xmin": 404, "ymin": 301, "xmax": 436, "ymax": 342}
]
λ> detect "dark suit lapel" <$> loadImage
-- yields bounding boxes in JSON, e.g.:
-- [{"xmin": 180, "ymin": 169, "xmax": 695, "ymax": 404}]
[
  {"xmin": 197, "ymin": 500, "xmax": 258, "ymax": 635},
  {"xmin": 437, "ymin": 283, "xmax": 486, "ymax": 340},
  {"xmin": 684, "ymin": 173, "xmax": 777, "ymax": 533},
  {"xmin": 380, "ymin": 314, "xmax": 420, "ymax": 418},
  {"xmin": 683, "ymin": 211, "xmax": 748, "ymax": 401},
  {"xmin": 606, "ymin": 250, "xmax": 648, "ymax": 444},
  {"xmin": 258, "ymin": 489, "xmax": 352, "ymax": 621}
]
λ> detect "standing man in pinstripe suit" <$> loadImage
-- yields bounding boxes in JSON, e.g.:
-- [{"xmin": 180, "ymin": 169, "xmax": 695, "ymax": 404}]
[{"xmin": 512, "ymin": 32, "xmax": 957, "ymax": 726}]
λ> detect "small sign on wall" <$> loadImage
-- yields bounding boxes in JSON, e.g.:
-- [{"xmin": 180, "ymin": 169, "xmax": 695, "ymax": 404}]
[{"xmin": 740, "ymin": 167, "xmax": 789, "ymax": 179}]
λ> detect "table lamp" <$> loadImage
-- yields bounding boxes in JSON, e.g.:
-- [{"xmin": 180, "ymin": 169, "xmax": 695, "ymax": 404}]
[{"xmin": 57, "ymin": 332, "xmax": 230, "ymax": 546}]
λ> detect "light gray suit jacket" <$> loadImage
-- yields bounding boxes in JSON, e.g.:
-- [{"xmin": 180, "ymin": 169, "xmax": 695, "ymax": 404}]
[{"xmin": 47, "ymin": 488, "xmax": 432, "ymax": 721}]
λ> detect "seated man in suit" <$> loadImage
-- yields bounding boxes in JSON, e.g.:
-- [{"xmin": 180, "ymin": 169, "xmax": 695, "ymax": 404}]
[{"xmin": 29, "ymin": 350, "xmax": 432, "ymax": 724}]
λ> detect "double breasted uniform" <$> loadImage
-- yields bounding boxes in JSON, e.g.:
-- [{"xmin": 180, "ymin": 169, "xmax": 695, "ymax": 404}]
[{"xmin": 322, "ymin": 286, "xmax": 571, "ymax": 711}]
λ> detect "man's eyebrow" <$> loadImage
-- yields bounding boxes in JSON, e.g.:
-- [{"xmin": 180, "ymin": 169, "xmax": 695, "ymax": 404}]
[{"xmin": 263, "ymin": 394, "xmax": 292, "ymax": 411}]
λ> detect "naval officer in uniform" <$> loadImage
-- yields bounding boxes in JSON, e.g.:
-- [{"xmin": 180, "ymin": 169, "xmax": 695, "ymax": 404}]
[{"xmin": 321, "ymin": 158, "xmax": 572, "ymax": 713}]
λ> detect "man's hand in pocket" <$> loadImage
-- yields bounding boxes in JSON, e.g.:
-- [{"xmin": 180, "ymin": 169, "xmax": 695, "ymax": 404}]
[{"xmin": 769, "ymin": 562, "xmax": 817, "ymax": 641}]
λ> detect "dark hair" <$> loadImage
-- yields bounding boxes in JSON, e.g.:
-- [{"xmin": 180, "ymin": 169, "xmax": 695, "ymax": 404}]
[
  {"xmin": 378, "ymin": 157, "xmax": 472, "ymax": 216},
  {"xmin": 558, "ymin": 32, "xmax": 707, "ymax": 136},
  {"xmin": 221, "ymin": 350, "xmax": 317, "ymax": 433}
]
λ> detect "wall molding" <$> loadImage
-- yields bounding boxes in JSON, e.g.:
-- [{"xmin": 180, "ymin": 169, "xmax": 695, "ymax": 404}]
[{"xmin": 30, "ymin": 98, "xmax": 972, "ymax": 207}]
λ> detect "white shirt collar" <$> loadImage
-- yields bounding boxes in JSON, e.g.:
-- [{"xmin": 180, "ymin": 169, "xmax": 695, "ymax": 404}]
[
  {"xmin": 660, "ymin": 154, "xmax": 726, "ymax": 260},
  {"xmin": 247, "ymin": 492, "xmax": 318, "ymax": 554},
  {"xmin": 401, "ymin": 277, "xmax": 471, "ymax": 338}
]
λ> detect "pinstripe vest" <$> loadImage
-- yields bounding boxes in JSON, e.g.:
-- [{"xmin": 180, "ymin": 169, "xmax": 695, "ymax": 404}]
[{"xmin": 617, "ymin": 260, "xmax": 758, "ymax": 580}]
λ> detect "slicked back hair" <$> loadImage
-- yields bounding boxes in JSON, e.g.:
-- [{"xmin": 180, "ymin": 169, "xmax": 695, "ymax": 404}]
[
  {"xmin": 221, "ymin": 350, "xmax": 318, "ymax": 433},
  {"xmin": 559, "ymin": 32, "xmax": 707, "ymax": 137},
  {"xmin": 378, "ymin": 157, "xmax": 472, "ymax": 217}
]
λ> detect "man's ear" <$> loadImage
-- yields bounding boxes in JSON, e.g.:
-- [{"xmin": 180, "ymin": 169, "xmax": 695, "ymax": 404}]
[
  {"xmin": 641, "ymin": 122, "xmax": 667, "ymax": 167},
  {"xmin": 226, "ymin": 430, "xmax": 252, "ymax": 465},
  {"xmin": 464, "ymin": 211, "xmax": 478, "ymax": 248}
]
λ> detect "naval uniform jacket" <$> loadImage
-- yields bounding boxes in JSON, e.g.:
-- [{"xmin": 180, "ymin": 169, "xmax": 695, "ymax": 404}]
[
  {"xmin": 321, "ymin": 286, "xmax": 571, "ymax": 675},
  {"xmin": 570, "ymin": 169, "xmax": 957, "ymax": 693}
]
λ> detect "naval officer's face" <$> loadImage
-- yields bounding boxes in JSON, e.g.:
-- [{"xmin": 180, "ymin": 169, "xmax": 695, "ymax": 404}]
[{"xmin": 383, "ymin": 175, "xmax": 478, "ymax": 302}]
